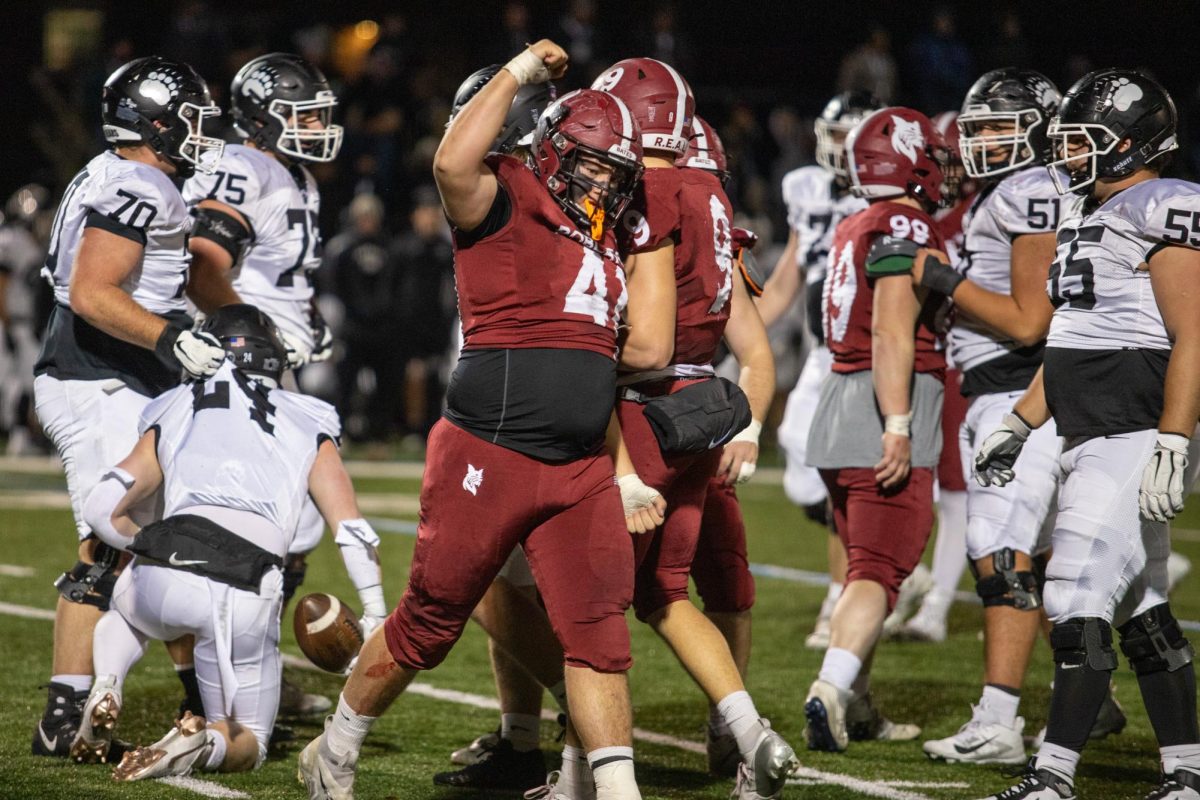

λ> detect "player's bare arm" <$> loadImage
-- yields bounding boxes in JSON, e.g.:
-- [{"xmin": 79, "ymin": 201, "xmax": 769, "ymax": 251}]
[
  {"xmin": 871, "ymin": 273, "xmax": 919, "ymax": 488},
  {"xmin": 1150, "ymin": 245, "xmax": 1200, "ymax": 438},
  {"xmin": 435, "ymin": 40, "xmax": 567, "ymax": 229},
  {"xmin": 619, "ymin": 240, "xmax": 677, "ymax": 370},
  {"xmin": 186, "ymin": 198, "xmax": 246, "ymax": 313},
  {"xmin": 718, "ymin": 275, "xmax": 775, "ymax": 485},
  {"xmin": 755, "ymin": 227, "xmax": 802, "ymax": 327},
  {"xmin": 68, "ymin": 227, "xmax": 166, "ymax": 349}
]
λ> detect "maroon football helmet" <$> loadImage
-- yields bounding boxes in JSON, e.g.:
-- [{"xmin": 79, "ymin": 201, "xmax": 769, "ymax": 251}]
[
  {"xmin": 592, "ymin": 57, "xmax": 695, "ymax": 156},
  {"xmin": 533, "ymin": 88, "xmax": 644, "ymax": 236},
  {"xmin": 846, "ymin": 107, "xmax": 950, "ymax": 208},
  {"xmin": 676, "ymin": 115, "xmax": 729, "ymax": 185}
]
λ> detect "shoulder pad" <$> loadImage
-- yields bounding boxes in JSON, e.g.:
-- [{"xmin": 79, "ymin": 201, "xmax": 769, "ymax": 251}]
[
  {"xmin": 1123, "ymin": 179, "xmax": 1200, "ymax": 251},
  {"xmin": 994, "ymin": 168, "xmax": 1062, "ymax": 235}
]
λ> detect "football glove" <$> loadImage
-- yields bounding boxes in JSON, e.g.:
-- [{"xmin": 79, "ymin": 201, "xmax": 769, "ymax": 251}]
[
  {"xmin": 1140, "ymin": 432, "xmax": 1190, "ymax": 523},
  {"xmin": 309, "ymin": 306, "xmax": 334, "ymax": 363},
  {"xmin": 158, "ymin": 327, "xmax": 225, "ymax": 379},
  {"xmin": 278, "ymin": 328, "xmax": 309, "ymax": 370},
  {"xmin": 973, "ymin": 411, "xmax": 1033, "ymax": 487}
]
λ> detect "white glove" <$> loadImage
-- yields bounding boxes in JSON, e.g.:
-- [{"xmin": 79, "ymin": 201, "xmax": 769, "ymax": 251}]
[
  {"xmin": 617, "ymin": 473, "xmax": 662, "ymax": 517},
  {"xmin": 1140, "ymin": 432, "xmax": 1190, "ymax": 523},
  {"xmin": 309, "ymin": 309, "xmax": 334, "ymax": 363},
  {"xmin": 278, "ymin": 328, "xmax": 309, "ymax": 369},
  {"xmin": 973, "ymin": 412, "xmax": 1032, "ymax": 487},
  {"xmin": 172, "ymin": 329, "xmax": 225, "ymax": 378}
]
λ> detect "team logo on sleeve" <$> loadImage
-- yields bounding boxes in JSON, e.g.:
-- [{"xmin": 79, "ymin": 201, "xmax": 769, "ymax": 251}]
[
  {"xmin": 890, "ymin": 115, "xmax": 924, "ymax": 164},
  {"xmin": 462, "ymin": 464, "xmax": 484, "ymax": 496}
]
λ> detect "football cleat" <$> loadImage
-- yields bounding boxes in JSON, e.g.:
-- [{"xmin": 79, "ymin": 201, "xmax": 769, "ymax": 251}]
[
  {"xmin": 923, "ymin": 706, "xmax": 1026, "ymax": 765},
  {"xmin": 977, "ymin": 761, "xmax": 1075, "ymax": 800},
  {"xmin": 897, "ymin": 598, "xmax": 949, "ymax": 642},
  {"xmin": 432, "ymin": 738, "xmax": 546, "ymax": 791},
  {"xmin": 804, "ymin": 618, "xmax": 831, "ymax": 650},
  {"xmin": 846, "ymin": 691, "xmax": 920, "ymax": 742},
  {"xmin": 1032, "ymin": 685, "xmax": 1126, "ymax": 748},
  {"xmin": 804, "ymin": 679, "xmax": 849, "ymax": 752},
  {"xmin": 70, "ymin": 677, "xmax": 121, "ymax": 763},
  {"xmin": 732, "ymin": 721, "xmax": 799, "ymax": 800},
  {"xmin": 882, "ymin": 564, "xmax": 934, "ymax": 638},
  {"xmin": 280, "ymin": 677, "xmax": 333, "ymax": 718},
  {"xmin": 450, "ymin": 728, "xmax": 501, "ymax": 766},
  {"xmin": 298, "ymin": 722, "xmax": 358, "ymax": 800},
  {"xmin": 1147, "ymin": 768, "xmax": 1200, "ymax": 800},
  {"xmin": 32, "ymin": 682, "xmax": 85, "ymax": 758},
  {"xmin": 112, "ymin": 712, "xmax": 214, "ymax": 781},
  {"xmin": 523, "ymin": 770, "xmax": 572, "ymax": 800},
  {"xmin": 706, "ymin": 724, "xmax": 740, "ymax": 778}
]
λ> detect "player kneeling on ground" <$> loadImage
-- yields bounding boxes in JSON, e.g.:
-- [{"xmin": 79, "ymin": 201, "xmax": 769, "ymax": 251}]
[{"xmin": 69, "ymin": 304, "xmax": 385, "ymax": 778}]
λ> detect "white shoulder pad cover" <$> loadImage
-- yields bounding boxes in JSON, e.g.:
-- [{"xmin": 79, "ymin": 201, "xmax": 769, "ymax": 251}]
[{"xmin": 994, "ymin": 167, "xmax": 1062, "ymax": 237}]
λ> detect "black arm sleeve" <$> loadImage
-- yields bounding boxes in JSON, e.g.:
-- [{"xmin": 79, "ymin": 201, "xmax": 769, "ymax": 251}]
[
  {"xmin": 85, "ymin": 209, "xmax": 147, "ymax": 246},
  {"xmin": 453, "ymin": 185, "xmax": 512, "ymax": 247},
  {"xmin": 191, "ymin": 206, "xmax": 253, "ymax": 262}
]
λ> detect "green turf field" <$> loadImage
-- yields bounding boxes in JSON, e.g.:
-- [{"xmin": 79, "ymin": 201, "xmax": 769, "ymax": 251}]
[{"xmin": 1, "ymin": 459, "xmax": 1198, "ymax": 800}]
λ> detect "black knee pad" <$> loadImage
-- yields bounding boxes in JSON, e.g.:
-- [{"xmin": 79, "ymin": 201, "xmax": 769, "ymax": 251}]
[
  {"xmin": 972, "ymin": 548, "xmax": 1041, "ymax": 610},
  {"xmin": 55, "ymin": 541, "xmax": 120, "ymax": 610},
  {"xmin": 1050, "ymin": 617, "xmax": 1118, "ymax": 672},
  {"xmin": 282, "ymin": 554, "xmax": 307, "ymax": 605},
  {"xmin": 1118, "ymin": 604, "xmax": 1195, "ymax": 675}
]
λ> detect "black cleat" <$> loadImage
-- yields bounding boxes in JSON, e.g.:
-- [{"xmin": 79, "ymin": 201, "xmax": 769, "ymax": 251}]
[
  {"xmin": 32, "ymin": 682, "xmax": 85, "ymax": 758},
  {"xmin": 432, "ymin": 739, "xmax": 546, "ymax": 792}
]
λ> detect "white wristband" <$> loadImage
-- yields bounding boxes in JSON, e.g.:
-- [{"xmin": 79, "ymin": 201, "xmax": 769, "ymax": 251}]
[
  {"xmin": 730, "ymin": 419, "xmax": 762, "ymax": 446},
  {"xmin": 884, "ymin": 413, "xmax": 912, "ymax": 437},
  {"xmin": 1157, "ymin": 431, "xmax": 1191, "ymax": 455},
  {"xmin": 502, "ymin": 49, "xmax": 549, "ymax": 86},
  {"xmin": 358, "ymin": 584, "xmax": 387, "ymax": 620}
]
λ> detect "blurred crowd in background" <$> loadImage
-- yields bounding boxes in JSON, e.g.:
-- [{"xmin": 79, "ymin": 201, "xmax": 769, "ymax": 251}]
[{"xmin": 5, "ymin": 0, "xmax": 1200, "ymax": 452}]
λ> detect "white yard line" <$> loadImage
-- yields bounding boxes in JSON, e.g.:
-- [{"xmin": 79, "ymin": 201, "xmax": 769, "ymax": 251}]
[
  {"xmin": 158, "ymin": 776, "xmax": 251, "ymax": 799},
  {"xmin": 0, "ymin": 564, "xmax": 35, "ymax": 577}
]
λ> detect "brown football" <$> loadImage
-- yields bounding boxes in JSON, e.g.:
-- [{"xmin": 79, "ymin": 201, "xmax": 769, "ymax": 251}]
[{"xmin": 293, "ymin": 593, "xmax": 364, "ymax": 673}]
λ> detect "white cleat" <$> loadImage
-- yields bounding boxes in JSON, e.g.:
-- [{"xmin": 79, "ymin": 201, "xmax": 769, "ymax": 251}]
[
  {"xmin": 732, "ymin": 721, "xmax": 799, "ymax": 799},
  {"xmin": 1147, "ymin": 769, "xmax": 1200, "ymax": 799},
  {"xmin": 924, "ymin": 707, "xmax": 1026, "ymax": 765},
  {"xmin": 976, "ymin": 763, "xmax": 1075, "ymax": 799},
  {"xmin": 883, "ymin": 564, "xmax": 934, "ymax": 638},
  {"xmin": 523, "ymin": 771, "xmax": 573, "ymax": 800},
  {"xmin": 112, "ymin": 712, "xmax": 214, "ymax": 781},
  {"xmin": 70, "ymin": 677, "xmax": 121, "ymax": 764},
  {"xmin": 846, "ymin": 691, "xmax": 920, "ymax": 742},
  {"xmin": 298, "ymin": 724, "xmax": 358, "ymax": 800},
  {"xmin": 451, "ymin": 728, "xmax": 501, "ymax": 766},
  {"xmin": 804, "ymin": 679, "xmax": 849, "ymax": 753},
  {"xmin": 804, "ymin": 617, "xmax": 831, "ymax": 650},
  {"xmin": 898, "ymin": 607, "xmax": 948, "ymax": 643}
]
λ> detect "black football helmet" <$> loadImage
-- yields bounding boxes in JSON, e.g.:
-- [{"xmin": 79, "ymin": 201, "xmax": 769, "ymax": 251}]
[
  {"xmin": 449, "ymin": 65, "xmax": 556, "ymax": 155},
  {"xmin": 101, "ymin": 56, "xmax": 224, "ymax": 177},
  {"xmin": 1048, "ymin": 68, "xmax": 1177, "ymax": 194},
  {"xmin": 231, "ymin": 53, "xmax": 343, "ymax": 162},
  {"xmin": 815, "ymin": 91, "xmax": 882, "ymax": 181},
  {"xmin": 958, "ymin": 68, "xmax": 1060, "ymax": 179},
  {"xmin": 201, "ymin": 304, "xmax": 287, "ymax": 386}
]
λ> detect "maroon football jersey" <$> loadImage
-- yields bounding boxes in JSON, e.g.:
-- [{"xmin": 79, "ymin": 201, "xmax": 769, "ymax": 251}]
[
  {"xmin": 620, "ymin": 167, "xmax": 734, "ymax": 369},
  {"xmin": 823, "ymin": 201, "xmax": 947, "ymax": 374},
  {"xmin": 453, "ymin": 155, "xmax": 627, "ymax": 359}
]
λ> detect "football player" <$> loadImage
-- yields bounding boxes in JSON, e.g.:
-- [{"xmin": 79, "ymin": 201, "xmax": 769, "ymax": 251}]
[
  {"xmin": 597, "ymin": 58, "xmax": 797, "ymax": 800},
  {"xmin": 67, "ymin": 304, "xmax": 385, "ymax": 778},
  {"xmin": 913, "ymin": 70, "xmax": 1068, "ymax": 765},
  {"xmin": 802, "ymin": 107, "xmax": 951, "ymax": 753},
  {"xmin": 975, "ymin": 69, "xmax": 1200, "ymax": 800},
  {"xmin": 30, "ymin": 56, "xmax": 226, "ymax": 758},
  {"xmin": 299, "ymin": 41, "xmax": 648, "ymax": 800},
  {"xmin": 758, "ymin": 92, "xmax": 879, "ymax": 651},
  {"xmin": 181, "ymin": 51, "xmax": 345, "ymax": 718}
]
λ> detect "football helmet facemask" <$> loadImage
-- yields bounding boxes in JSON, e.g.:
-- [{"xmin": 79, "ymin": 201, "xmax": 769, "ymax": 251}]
[
  {"xmin": 815, "ymin": 91, "xmax": 883, "ymax": 182},
  {"xmin": 533, "ymin": 89, "xmax": 644, "ymax": 239},
  {"xmin": 958, "ymin": 68, "xmax": 1061, "ymax": 179},
  {"xmin": 102, "ymin": 56, "xmax": 224, "ymax": 178},
  {"xmin": 1047, "ymin": 68, "xmax": 1177, "ymax": 195},
  {"xmin": 231, "ymin": 53, "xmax": 343, "ymax": 163},
  {"xmin": 201, "ymin": 303, "xmax": 287, "ymax": 386},
  {"xmin": 450, "ymin": 65, "xmax": 556, "ymax": 154}
]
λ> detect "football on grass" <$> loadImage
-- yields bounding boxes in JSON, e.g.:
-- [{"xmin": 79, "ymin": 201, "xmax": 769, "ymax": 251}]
[{"xmin": 294, "ymin": 593, "xmax": 364, "ymax": 673}]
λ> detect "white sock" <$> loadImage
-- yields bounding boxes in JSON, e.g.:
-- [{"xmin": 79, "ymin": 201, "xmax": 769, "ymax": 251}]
[
  {"xmin": 1036, "ymin": 742, "xmax": 1081, "ymax": 783},
  {"xmin": 203, "ymin": 728, "xmax": 227, "ymax": 771},
  {"xmin": 818, "ymin": 647, "xmax": 862, "ymax": 693},
  {"xmin": 52, "ymin": 674, "xmax": 92, "ymax": 694},
  {"xmin": 819, "ymin": 582, "xmax": 843, "ymax": 620},
  {"xmin": 1162, "ymin": 743, "xmax": 1200, "ymax": 775},
  {"xmin": 326, "ymin": 693, "xmax": 376, "ymax": 759},
  {"xmin": 707, "ymin": 704, "xmax": 730, "ymax": 736},
  {"xmin": 978, "ymin": 685, "xmax": 1021, "ymax": 728},
  {"xmin": 501, "ymin": 712, "xmax": 541, "ymax": 752},
  {"xmin": 930, "ymin": 489, "xmax": 968, "ymax": 605},
  {"xmin": 549, "ymin": 680, "xmax": 569, "ymax": 714},
  {"xmin": 587, "ymin": 746, "xmax": 640, "ymax": 800},
  {"xmin": 716, "ymin": 690, "xmax": 765, "ymax": 762},
  {"xmin": 559, "ymin": 744, "xmax": 594, "ymax": 799}
]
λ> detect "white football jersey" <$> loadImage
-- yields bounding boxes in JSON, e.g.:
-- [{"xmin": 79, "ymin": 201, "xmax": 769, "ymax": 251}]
[
  {"xmin": 951, "ymin": 167, "xmax": 1061, "ymax": 371},
  {"xmin": 138, "ymin": 361, "xmax": 340, "ymax": 542},
  {"xmin": 1047, "ymin": 178, "xmax": 1200, "ymax": 352},
  {"xmin": 781, "ymin": 166, "xmax": 866, "ymax": 281},
  {"xmin": 182, "ymin": 144, "xmax": 322, "ymax": 304},
  {"xmin": 42, "ymin": 151, "xmax": 191, "ymax": 314}
]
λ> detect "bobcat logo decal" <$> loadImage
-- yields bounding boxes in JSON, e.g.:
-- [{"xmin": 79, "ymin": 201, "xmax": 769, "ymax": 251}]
[
  {"xmin": 890, "ymin": 115, "xmax": 924, "ymax": 164},
  {"xmin": 462, "ymin": 464, "xmax": 484, "ymax": 496}
]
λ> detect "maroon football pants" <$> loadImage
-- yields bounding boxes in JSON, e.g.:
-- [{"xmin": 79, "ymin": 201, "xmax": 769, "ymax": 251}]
[
  {"xmin": 384, "ymin": 420, "xmax": 635, "ymax": 673},
  {"xmin": 938, "ymin": 368, "xmax": 968, "ymax": 492},
  {"xmin": 690, "ymin": 478, "xmax": 755, "ymax": 614}
]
